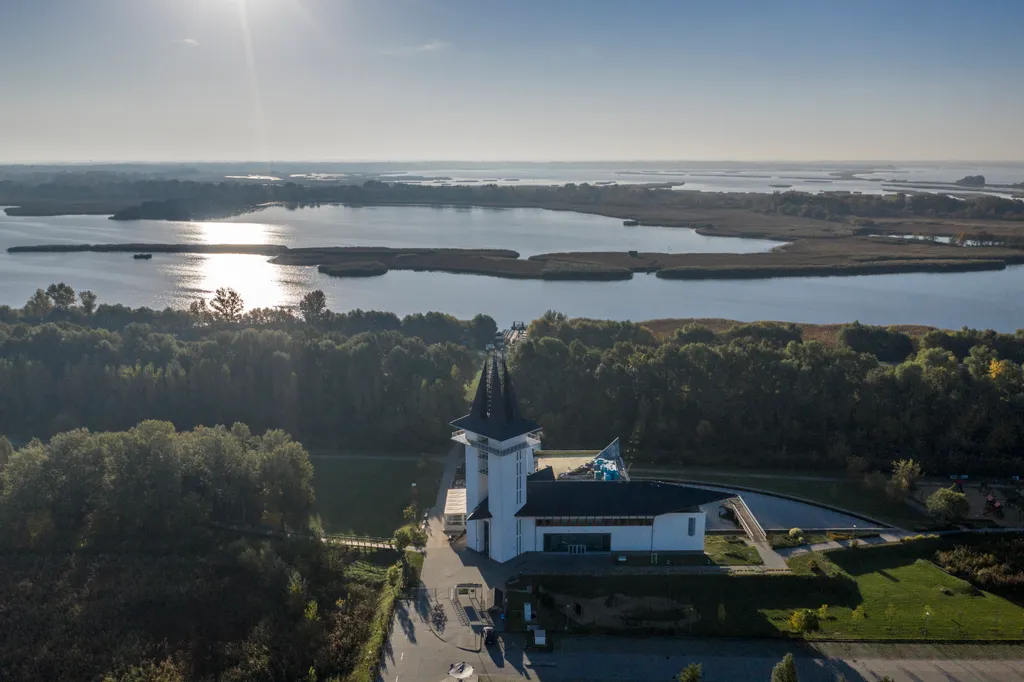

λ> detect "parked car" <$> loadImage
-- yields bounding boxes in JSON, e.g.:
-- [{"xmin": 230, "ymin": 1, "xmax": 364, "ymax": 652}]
[{"xmin": 483, "ymin": 626, "xmax": 496, "ymax": 646}]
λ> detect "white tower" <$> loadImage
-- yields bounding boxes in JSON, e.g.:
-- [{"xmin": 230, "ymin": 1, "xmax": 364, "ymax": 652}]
[{"xmin": 452, "ymin": 354, "xmax": 541, "ymax": 563}]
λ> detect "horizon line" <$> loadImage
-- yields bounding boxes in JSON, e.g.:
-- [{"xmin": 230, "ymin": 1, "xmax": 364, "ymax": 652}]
[{"xmin": 2, "ymin": 159, "xmax": 1023, "ymax": 166}]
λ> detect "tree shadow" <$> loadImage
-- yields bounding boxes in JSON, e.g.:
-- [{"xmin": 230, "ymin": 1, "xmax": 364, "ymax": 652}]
[{"xmin": 395, "ymin": 600, "xmax": 417, "ymax": 644}]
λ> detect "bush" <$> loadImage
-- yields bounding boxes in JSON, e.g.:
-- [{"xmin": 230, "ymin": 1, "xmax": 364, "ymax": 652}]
[
  {"xmin": 934, "ymin": 541, "xmax": 1024, "ymax": 592},
  {"xmin": 789, "ymin": 608, "xmax": 820, "ymax": 633},
  {"xmin": 926, "ymin": 487, "xmax": 970, "ymax": 521},
  {"xmin": 788, "ymin": 528, "xmax": 803, "ymax": 540}
]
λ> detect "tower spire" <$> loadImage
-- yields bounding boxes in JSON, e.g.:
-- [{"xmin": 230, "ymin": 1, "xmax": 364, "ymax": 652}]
[{"xmin": 451, "ymin": 351, "xmax": 541, "ymax": 441}]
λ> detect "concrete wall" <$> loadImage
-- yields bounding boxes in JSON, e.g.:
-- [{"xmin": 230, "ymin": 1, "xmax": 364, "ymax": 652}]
[
  {"xmin": 464, "ymin": 443, "xmax": 484, "ymax": 552},
  {"xmin": 487, "ymin": 442, "xmax": 534, "ymax": 563},
  {"xmin": 462, "ymin": 431, "xmax": 540, "ymax": 563},
  {"xmin": 527, "ymin": 513, "xmax": 707, "ymax": 554},
  {"xmin": 652, "ymin": 512, "xmax": 705, "ymax": 552}
]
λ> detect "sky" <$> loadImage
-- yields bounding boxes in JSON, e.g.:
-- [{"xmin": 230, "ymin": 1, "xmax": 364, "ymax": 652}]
[{"xmin": 1, "ymin": 0, "xmax": 1022, "ymax": 163}]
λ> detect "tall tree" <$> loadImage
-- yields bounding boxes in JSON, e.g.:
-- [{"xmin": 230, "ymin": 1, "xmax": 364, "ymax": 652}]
[
  {"xmin": 22, "ymin": 289, "xmax": 53, "ymax": 317},
  {"xmin": 46, "ymin": 283, "xmax": 77, "ymax": 310},
  {"xmin": 298, "ymin": 290, "xmax": 328, "ymax": 323},
  {"xmin": 78, "ymin": 290, "xmax": 98, "ymax": 315},
  {"xmin": 210, "ymin": 288, "xmax": 244, "ymax": 322}
]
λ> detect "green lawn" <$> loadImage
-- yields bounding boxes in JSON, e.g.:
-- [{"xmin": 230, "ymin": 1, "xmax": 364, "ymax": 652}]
[
  {"xmin": 514, "ymin": 542, "xmax": 1024, "ymax": 641},
  {"xmin": 311, "ymin": 456, "xmax": 444, "ymax": 538},
  {"xmin": 636, "ymin": 466, "xmax": 933, "ymax": 529},
  {"xmin": 788, "ymin": 543, "xmax": 1024, "ymax": 640},
  {"xmin": 704, "ymin": 535, "xmax": 763, "ymax": 566}
]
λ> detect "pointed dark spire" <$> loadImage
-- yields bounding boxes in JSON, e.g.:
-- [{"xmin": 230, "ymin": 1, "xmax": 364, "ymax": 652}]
[
  {"xmin": 470, "ymin": 359, "xmax": 490, "ymax": 420},
  {"xmin": 486, "ymin": 354, "xmax": 502, "ymax": 427},
  {"xmin": 451, "ymin": 351, "xmax": 541, "ymax": 442},
  {"xmin": 501, "ymin": 357, "xmax": 523, "ymax": 424}
]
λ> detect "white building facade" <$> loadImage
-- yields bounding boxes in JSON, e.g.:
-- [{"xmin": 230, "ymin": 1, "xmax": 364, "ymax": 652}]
[{"xmin": 452, "ymin": 354, "xmax": 731, "ymax": 564}]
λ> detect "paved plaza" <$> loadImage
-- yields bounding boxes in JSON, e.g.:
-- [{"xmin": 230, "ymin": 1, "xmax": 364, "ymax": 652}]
[{"xmin": 381, "ymin": 449, "xmax": 1024, "ymax": 682}]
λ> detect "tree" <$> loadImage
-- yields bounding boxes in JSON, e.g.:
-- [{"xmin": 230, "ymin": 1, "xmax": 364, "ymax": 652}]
[
  {"xmin": 0, "ymin": 435, "xmax": 12, "ymax": 473},
  {"xmin": 676, "ymin": 662, "xmax": 702, "ymax": 682},
  {"xmin": 890, "ymin": 459, "xmax": 923, "ymax": 498},
  {"xmin": 46, "ymin": 282, "xmax": 77, "ymax": 310},
  {"xmin": 188, "ymin": 298, "xmax": 213, "ymax": 325},
  {"xmin": 23, "ymin": 289, "xmax": 53, "ymax": 317},
  {"xmin": 392, "ymin": 526, "xmax": 412, "ymax": 552},
  {"xmin": 926, "ymin": 487, "xmax": 970, "ymax": 521},
  {"xmin": 770, "ymin": 653, "xmax": 799, "ymax": 682},
  {"xmin": 402, "ymin": 504, "xmax": 417, "ymax": 522},
  {"xmin": 79, "ymin": 290, "xmax": 98, "ymax": 315},
  {"xmin": 298, "ymin": 290, "xmax": 327, "ymax": 323},
  {"xmin": 210, "ymin": 288, "xmax": 244, "ymax": 322},
  {"xmin": 407, "ymin": 525, "xmax": 428, "ymax": 550},
  {"xmin": 789, "ymin": 609, "xmax": 819, "ymax": 633}
]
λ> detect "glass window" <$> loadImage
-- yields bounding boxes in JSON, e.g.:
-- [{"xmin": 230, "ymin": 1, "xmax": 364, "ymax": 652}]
[
  {"xmin": 688, "ymin": 517, "xmax": 696, "ymax": 536},
  {"xmin": 542, "ymin": 532, "xmax": 612, "ymax": 552}
]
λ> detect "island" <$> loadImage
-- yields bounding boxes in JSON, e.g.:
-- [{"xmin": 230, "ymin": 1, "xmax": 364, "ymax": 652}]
[
  {"xmin": 10, "ymin": 237, "xmax": 1024, "ymax": 281},
  {"xmin": 4, "ymin": 175, "xmax": 1024, "ymax": 282}
]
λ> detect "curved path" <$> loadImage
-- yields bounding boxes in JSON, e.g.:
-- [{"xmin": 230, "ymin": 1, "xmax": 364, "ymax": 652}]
[{"xmin": 380, "ymin": 448, "xmax": 1024, "ymax": 682}]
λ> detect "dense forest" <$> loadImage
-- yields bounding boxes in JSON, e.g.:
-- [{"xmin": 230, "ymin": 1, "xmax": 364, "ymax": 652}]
[
  {"xmin": 3, "ymin": 172, "xmax": 1022, "ymax": 222},
  {"xmin": 511, "ymin": 313, "xmax": 1024, "ymax": 475},
  {"xmin": 0, "ymin": 285, "xmax": 489, "ymax": 447},
  {"xmin": 0, "ymin": 421, "xmax": 400, "ymax": 681},
  {"xmin": 4, "ymin": 284, "xmax": 1024, "ymax": 474}
]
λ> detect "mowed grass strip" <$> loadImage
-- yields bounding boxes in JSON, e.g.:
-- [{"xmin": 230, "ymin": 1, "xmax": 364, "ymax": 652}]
[
  {"xmin": 311, "ymin": 456, "xmax": 444, "ymax": 538},
  {"xmin": 790, "ymin": 544, "xmax": 1024, "ymax": 640},
  {"xmin": 704, "ymin": 535, "xmax": 763, "ymax": 566}
]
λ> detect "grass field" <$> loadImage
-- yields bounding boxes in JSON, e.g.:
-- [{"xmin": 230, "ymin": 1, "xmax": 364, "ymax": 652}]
[
  {"xmin": 517, "ymin": 542, "xmax": 1024, "ymax": 641},
  {"xmin": 633, "ymin": 466, "xmax": 933, "ymax": 529},
  {"xmin": 311, "ymin": 456, "xmax": 444, "ymax": 538},
  {"xmin": 704, "ymin": 535, "xmax": 763, "ymax": 566},
  {"xmin": 788, "ymin": 543, "xmax": 1024, "ymax": 640}
]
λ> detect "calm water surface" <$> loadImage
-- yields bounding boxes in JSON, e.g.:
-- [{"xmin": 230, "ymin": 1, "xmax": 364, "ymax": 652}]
[{"xmin": 1, "ymin": 205, "xmax": 1023, "ymax": 331}]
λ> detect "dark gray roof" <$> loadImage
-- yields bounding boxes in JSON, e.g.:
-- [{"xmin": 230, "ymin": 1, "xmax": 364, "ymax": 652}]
[
  {"xmin": 516, "ymin": 480, "xmax": 734, "ymax": 517},
  {"xmin": 467, "ymin": 497, "xmax": 491, "ymax": 521},
  {"xmin": 527, "ymin": 466, "xmax": 555, "ymax": 482},
  {"xmin": 451, "ymin": 354, "xmax": 541, "ymax": 442},
  {"xmin": 468, "ymin": 480, "xmax": 734, "ymax": 522}
]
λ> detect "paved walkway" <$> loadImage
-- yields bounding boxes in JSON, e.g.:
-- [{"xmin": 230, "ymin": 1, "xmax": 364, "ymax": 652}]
[
  {"xmin": 381, "ymin": 450, "xmax": 1024, "ymax": 682},
  {"xmin": 776, "ymin": 531, "xmax": 913, "ymax": 558}
]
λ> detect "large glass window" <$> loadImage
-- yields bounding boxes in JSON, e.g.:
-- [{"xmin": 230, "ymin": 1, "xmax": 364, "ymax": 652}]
[{"xmin": 542, "ymin": 533, "xmax": 611, "ymax": 552}]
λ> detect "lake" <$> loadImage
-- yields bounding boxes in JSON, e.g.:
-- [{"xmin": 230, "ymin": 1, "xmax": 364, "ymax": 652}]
[{"xmin": 2, "ymin": 204, "xmax": 1024, "ymax": 332}]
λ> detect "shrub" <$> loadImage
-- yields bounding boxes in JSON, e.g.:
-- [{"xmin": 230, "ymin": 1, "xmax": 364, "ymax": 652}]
[
  {"xmin": 789, "ymin": 608, "xmax": 820, "ymax": 633},
  {"xmin": 788, "ymin": 528, "xmax": 803, "ymax": 540},
  {"xmin": 926, "ymin": 487, "xmax": 970, "ymax": 521},
  {"xmin": 676, "ymin": 662, "xmax": 702, "ymax": 682},
  {"xmin": 817, "ymin": 604, "xmax": 830, "ymax": 620},
  {"xmin": 852, "ymin": 605, "xmax": 867, "ymax": 621}
]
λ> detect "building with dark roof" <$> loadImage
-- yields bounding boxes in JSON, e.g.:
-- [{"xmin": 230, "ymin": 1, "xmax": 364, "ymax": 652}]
[{"xmin": 452, "ymin": 353, "xmax": 734, "ymax": 563}]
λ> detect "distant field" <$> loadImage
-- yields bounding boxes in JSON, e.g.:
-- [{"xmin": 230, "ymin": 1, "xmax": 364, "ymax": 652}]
[{"xmin": 311, "ymin": 455, "xmax": 444, "ymax": 538}]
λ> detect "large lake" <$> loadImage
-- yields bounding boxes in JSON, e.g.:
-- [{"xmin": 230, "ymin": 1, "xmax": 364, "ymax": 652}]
[{"xmin": 1, "ymin": 204, "xmax": 1023, "ymax": 332}]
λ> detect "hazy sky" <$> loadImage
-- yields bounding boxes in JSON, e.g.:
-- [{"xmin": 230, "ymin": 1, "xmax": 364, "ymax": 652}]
[{"xmin": 2, "ymin": 0, "xmax": 1022, "ymax": 163}]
